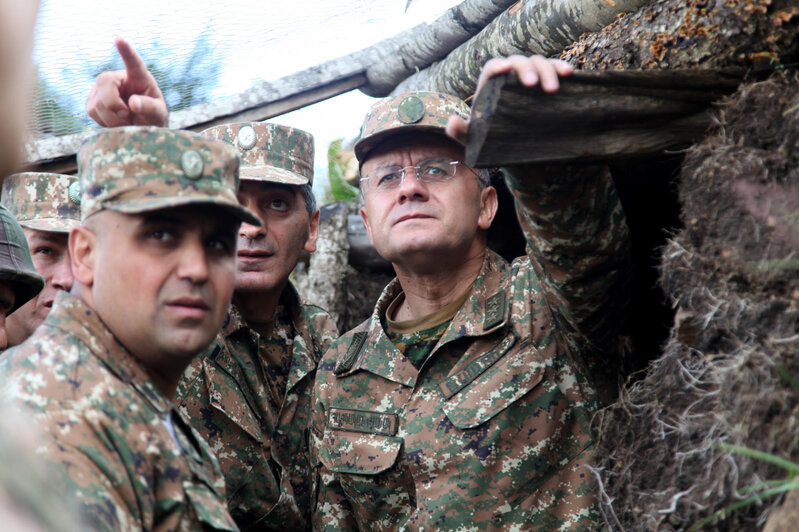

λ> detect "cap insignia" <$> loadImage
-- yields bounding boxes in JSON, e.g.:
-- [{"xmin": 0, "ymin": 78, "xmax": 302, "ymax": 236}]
[
  {"xmin": 397, "ymin": 95, "xmax": 425, "ymax": 124},
  {"xmin": 68, "ymin": 181, "xmax": 81, "ymax": 205},
  {"xmin": 181, "ymin": 150, "xmax": 204, "ymax": 180},
  {"xmin": 237, "ymin": 125, "xmax": 257, "ymax": 150}
]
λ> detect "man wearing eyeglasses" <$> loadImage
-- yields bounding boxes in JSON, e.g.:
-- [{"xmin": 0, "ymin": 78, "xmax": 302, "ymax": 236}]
[{"xmin": 310, "ymin": 56, "xmax": 631, "ymax": 530}]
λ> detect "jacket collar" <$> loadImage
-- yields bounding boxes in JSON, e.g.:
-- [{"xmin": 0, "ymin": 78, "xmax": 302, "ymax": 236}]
[
  {"xmin": 222, "ymin": 282, "xmax": 316, "ymax": 391},
  {"xmin": 337, "ymin": 250, "xmax": 512, "ymax": 385},
  {"xmin": 46, "ymin": 291, "xmax": 172, "ymax": 416}
]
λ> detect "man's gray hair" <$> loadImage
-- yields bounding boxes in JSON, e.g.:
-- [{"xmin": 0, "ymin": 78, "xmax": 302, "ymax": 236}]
[
  {"xmin": 300, "ymin": 182, "xmax": 317, "ymax": 215},
  {"xmin": 475, "ymin": 168, "xmax": 490, "ymax": 190}
]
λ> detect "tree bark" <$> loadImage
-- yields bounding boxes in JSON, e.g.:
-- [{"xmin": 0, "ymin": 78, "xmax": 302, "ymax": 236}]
[
  {"xmin": 293, "ymin": 203, "xmax": 351, "ymax": 328},
  {"xmin": 391, "ymin": 0, "xmax": 651, "ymax": 99},
  {"xmin": 560, "ymin": 0, "xmax": 799, "ymax": 70},
  {"xmin": 362, "ymin": 0, "xmax": 519, "ymax": 97}
]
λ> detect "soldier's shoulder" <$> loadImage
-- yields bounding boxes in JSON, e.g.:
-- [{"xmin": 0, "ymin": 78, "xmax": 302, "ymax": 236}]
[
  {"xmin": 0, "ymin": 331, "xmax": 90, "ymax": 404},
  {"xmin": 298, "ymin": 302, "xmax": 339, "ymax": 345},
  {"xmin": 317, "ymin": 318, "xmax": 370, "ymax": 372}
]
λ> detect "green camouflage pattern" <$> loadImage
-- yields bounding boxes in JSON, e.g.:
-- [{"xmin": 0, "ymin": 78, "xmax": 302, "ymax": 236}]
[
  {"xmin": 0, "ymin": 409, "xmax": 85, "ymax": 532},
  {"xmin": 176, "ymin": 283, "xmax": 338, "ymax": 530},
  {"xmin": 311, "ymin": 164, "xmax": 630, "ymax": 530},
  {"xmin": 201, "ymin": 122, "xmax": 314, "ymax": 185},
  {"xmin": 0, "ymin": 291, "xmax": 238, "ymax": 531},
  {"xmin": 1, "ymin": 172, "xmax": 80, "ymax": 233},
  {"xmin": 386, "ymin": 321, "xmax": 449, "ymax": 370},
  {"xmin": 77, "ymin": 126, "xmax": 260, "ymax": 226},
  {"xmin": 353, "ymin": 91, "xmax": 470, "ymax": 162},
  {"xmin": 0, "ymin": 204, "xmax": 44, "ymax": 313}
]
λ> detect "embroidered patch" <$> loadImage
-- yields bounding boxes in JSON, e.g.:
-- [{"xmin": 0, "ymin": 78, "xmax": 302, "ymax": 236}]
[
  {"xmin": 483, "ymin": 292, "xmax": 506, "ymax": 330},
  {"xmin": 328, "ymin": 407, "xmax": 398, "ymax": 436},
  {"xmin": 439, "ymin": 333, "xmax": 516, "ymax": 400},
  {"xmin": 334, "ymin": 331, "xmax": 367, "ymax": 375}
]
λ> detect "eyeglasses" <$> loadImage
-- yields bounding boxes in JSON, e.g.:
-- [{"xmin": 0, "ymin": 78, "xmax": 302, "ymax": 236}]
[{"xmin": 360, "ymin": 158, "xmax": 470, "ymax": 192}]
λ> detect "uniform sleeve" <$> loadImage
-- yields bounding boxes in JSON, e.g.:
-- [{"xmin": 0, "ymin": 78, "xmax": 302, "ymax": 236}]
[{"xmin": 504, "ymin": 164, "xmax": 631, "ymax": 357}]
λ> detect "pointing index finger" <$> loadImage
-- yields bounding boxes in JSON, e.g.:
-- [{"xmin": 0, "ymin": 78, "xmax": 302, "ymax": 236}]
[{"xmin": 115, "ymin": 38, "xmax": 147, "ymax": 77}]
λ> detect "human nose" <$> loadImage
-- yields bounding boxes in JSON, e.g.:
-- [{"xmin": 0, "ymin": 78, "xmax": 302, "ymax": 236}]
[
  {"xmin": 396, "ymin": 165, "xmax": 428, "ymax": 202},
  {"xmin": 177, "ymin": 239, "xmax": 210, "ymax": 284},
  {"xmin": 51, "ymin": 256, "xmax": 74, "ymax": 292},
  {"xmin": 239, "ymin": 220, "xmax": 265, "ymax": 241}
]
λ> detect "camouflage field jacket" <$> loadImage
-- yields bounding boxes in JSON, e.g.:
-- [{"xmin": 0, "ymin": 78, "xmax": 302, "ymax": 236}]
[
  {"xmin": 177, "ymin": 284, "xmax": 338, "ymax": 530},
  {"xmin": 0, "ymin": 292, "xmax": 237, "ymax": 532},
  {"xmin": 310, "ymin": 165, "xmax": 630, "ymax": 531}
]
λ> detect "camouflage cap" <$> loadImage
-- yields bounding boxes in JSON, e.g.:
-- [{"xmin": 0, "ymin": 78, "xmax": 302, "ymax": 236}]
[
  {"xmin": 201, "ymin": 122, "xmax": 314, "ymax": 185},
  {"xmin": 0, "ymin": 204, "xmax": 44, "ymax": 313},
  {"xmin": 354, "ymin": 91, "xmax": 470, "ymax": 162},
  {"xmin": 78, "ymin": 126, "xmax": 261, "ymax": 226},
  {"xmin": 1, "ymin": 172, "xmax": 81, "ymax": 233}
]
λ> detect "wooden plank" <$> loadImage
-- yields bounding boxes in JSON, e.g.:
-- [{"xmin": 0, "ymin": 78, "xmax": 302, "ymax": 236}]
[
  {"xmin": 183, "ymin": 72, "xmax": 367, "ymax": 131},
  {"xmin": 465, "ymin": 68, "xmax": 746, "ymax": 167}
]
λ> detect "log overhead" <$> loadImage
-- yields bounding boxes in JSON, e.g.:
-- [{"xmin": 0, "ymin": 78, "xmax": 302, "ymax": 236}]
[
  {"xmin": 361, "ymin": 0, "xmax": 518, "ymax": 97},
  {"xmin": 393, "ymin": 0, "xmax": 652, "ymax": 99},
  {"xmin": 464, "ymin": 69, "xmax": 747, "ymax": 167}
]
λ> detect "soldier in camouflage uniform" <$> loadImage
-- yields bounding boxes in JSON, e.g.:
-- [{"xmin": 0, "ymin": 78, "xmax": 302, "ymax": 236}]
[
  {"xmin": 87, "ymin": 42, "xmax": 340, "ymax": 528},
  {"xmin": 1, "ymin": 172, "xmax": 80, "ymax": 346},
  {"xmin": 0, "ymin": 126, "xmax": 263, "ymax": 531},
  {"xmin": 310, "ymin": 56, "xmax": 631, "ymax": 530},
  {"xmin": 177, "ymin": 122, "xmax": 338, "ymax": 530}
]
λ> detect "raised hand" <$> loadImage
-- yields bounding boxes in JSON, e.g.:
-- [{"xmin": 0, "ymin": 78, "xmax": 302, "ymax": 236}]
[
  {"xmin": 446, "ymin": 55, "xmax": 573, "ymax": 143},
  {"xmin": 86, "ymin": 38, "xmax": 168, "ymax": 127}
]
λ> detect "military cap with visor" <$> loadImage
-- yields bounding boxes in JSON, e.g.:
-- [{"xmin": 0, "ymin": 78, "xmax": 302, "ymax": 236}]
[
  {"xmin": 77, "ymin": 126, "xmax": 261, "ymax": 226},
  {"xmin": 0, "ymin": 204, "xmax": 44, "ymax": 313},
  {"xmin": 2, "ymin": 172, "xmax": 81, "ymax": 233},
  {"xmin": 201, "ymin": 122, "xmax": 314, "ymax": 186},
  {"xmin": 354, "ymin": 91, "xmax": 470, "ymax": 163}
]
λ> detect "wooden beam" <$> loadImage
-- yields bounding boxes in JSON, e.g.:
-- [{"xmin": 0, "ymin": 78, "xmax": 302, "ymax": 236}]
[
  {"xmin": 23, "ymin": 70, "xmax": 368, "ymax": 175},
  {"xmin": 183, "ymin": 72, "xmax": 367, "ymax": 132},
  {"xmin": 393, "ymin": 0, "xmax": 652, "ymax": 99},
  {"xmin": 465, "ymin": 68, "xmax": 747, "ymax": 168}
]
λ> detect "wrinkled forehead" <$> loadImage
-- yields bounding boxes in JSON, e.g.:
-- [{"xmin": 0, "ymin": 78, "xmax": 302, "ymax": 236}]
[{"xmin": 361, "ymin": 132, "xmax": 464, "ymax": 170}]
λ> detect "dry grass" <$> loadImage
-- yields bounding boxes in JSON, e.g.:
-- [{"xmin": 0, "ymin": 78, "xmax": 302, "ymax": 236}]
[{"xmin": 596, "ymin": 72, "xmax": 799, "ymax": 530}]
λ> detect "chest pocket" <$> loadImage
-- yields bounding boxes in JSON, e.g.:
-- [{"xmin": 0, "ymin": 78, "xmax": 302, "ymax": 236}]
[
  {"xmin": 204, "ymin": 348, "xmax": 264, "ymax": 443},
  {"xmin": 439, "ymin": 333, "xmax": 545, "ymax": 429},
  {"xmin": 318, "ymin": 409, "xmax": 402, "ymax": 475}
]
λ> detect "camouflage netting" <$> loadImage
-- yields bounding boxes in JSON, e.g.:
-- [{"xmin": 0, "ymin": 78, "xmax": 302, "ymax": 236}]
[{"xmin": 596, "ymin": 72, "xmax": 799, "ymax": 530}]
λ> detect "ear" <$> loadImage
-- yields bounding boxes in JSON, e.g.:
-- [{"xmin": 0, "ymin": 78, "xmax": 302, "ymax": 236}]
[
  {"xmin": 477, "ymin": 186, "xmax": 498, "ymax": 231},
  {"xmin": 303, "ymin": 209, "xmax": 320, "ymax": 253},
  {"xmin": 360, "ymin": 204, "xmax": 375, "ymax": 246},
  {"xmin": 69, "ymin": 226, "xmax": 97, "ymax": 287}
]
